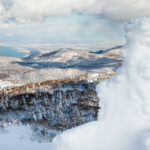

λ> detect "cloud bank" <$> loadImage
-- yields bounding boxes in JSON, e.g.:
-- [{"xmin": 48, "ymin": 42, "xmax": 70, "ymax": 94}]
[
  {"xmin": 0, "ymin": 0, "xmax": 149, "ymax": 44},
  {"xmin": 51, "ymin": 16, "xmax": 150, "ymax": 150},
  {"xmin": 0, "ymin": 0, "xmax": 150, "ymax": 24}
]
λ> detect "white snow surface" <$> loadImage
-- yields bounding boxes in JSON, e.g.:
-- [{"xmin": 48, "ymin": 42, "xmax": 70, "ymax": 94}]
[
  {"xmin": 0, "ymin": 17, "xmax": 150, "ymax": 150},
  {"xmin": 0, "ymin": 80, "xmax": 12, "ymax": 89}
]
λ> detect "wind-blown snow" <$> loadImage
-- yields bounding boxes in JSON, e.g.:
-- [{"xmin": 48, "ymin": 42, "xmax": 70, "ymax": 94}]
[
  {"xmin": 0, "ymin": 17, "xmax": 150, "ymax": 150},
  {"xmin": 51, "ymin": 17, "xmax": 150, "ymax": 150}
]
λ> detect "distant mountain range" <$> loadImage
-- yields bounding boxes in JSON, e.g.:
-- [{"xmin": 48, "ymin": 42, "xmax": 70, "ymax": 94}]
[{"xmin": 90, "ymin": 45, "xmax": 123, "ymax": 54}]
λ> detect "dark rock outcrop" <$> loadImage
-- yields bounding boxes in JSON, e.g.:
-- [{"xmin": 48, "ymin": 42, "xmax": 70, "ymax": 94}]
[{"xmin": 0, "ymin": 79, "xmax": 101, "ymax": 142}]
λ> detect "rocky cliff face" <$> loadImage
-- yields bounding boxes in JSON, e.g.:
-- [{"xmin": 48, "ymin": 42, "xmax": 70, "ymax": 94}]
[{"xmin": 0, "ymin": 76, "xmax": 109, "ymax": 142}]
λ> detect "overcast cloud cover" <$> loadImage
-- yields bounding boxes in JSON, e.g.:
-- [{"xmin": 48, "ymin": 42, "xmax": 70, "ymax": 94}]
[
  {"xmin": 0, "ymin": 0, "xmax": 150, "ymax": 44},
  {"xmin": 1, "ymin": 0, "xmax": 150, "ymax": 23}
]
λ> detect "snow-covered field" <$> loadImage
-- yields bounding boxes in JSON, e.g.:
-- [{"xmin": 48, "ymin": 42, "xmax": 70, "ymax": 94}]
[
  {"xmin": 0, "ymin": 80, "xmax": 12, "ymax": 90},
  {"xmin": 0, "ymin": 45, "xmax": 121, "ymax": 84}
]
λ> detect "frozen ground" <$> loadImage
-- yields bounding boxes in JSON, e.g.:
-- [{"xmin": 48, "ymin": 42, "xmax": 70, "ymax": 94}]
[
  {"xmin": 0, "ymin": 80, "xmax": 12, "ymax": 90},
  {"xmin": 0, "ymin": 46, "xmax": 122, "ymax": 86}
]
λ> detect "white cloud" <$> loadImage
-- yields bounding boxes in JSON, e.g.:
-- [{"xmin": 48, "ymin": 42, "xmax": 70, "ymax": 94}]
[
  {"xmin": 0, "ymin": 0, "xmax": 149, "ymax": 44},
  {"xmin": 0, "ymin": 0, "xmax": 150, "ymax": 24},
  {"xmin": 51, "ymin": 16, "xmax": 150, "ymax": 150},
  {"xmin": 0, "ymin": 14, "xmax": 125, "ymax": 44},
  {"xmin": 101, "ymin": 0, "xmax": 150, "ymax": 21}
]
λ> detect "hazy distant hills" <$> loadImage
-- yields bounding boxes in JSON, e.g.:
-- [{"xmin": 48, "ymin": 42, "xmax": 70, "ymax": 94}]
[
  {"xmin": 21, "ymin": 47, "xmax": 122, "ymax": 70},
  {"xmin": 0, "ymin": 46, "xmax": 122, "ymax": 84},
  {"xmin": 90, "ymin": 45, "xmax": 123, "ymax": 54}
]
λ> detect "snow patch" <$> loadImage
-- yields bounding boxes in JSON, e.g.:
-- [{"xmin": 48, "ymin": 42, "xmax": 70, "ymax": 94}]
[{"xmin": 0, "ymin": 80, "xmax": 12, "ymax": 90}]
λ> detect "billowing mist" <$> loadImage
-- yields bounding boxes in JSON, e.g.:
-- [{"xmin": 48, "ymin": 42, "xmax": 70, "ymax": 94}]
[{"xmin": 51, "ymin": 17, "xmax": 150, "ymax": 150}]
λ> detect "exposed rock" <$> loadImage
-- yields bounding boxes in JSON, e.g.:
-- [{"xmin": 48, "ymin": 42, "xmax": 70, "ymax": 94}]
[{"xmin": 0, "ymin": 78, "xmax": 103, "ymax": 142}]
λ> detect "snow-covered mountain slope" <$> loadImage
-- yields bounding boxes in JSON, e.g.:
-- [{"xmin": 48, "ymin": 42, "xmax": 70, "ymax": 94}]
[
  {"xmin": 0, "ymin": 47, "xmax": 122, "ymax": 84},
  {"xmin": 0, "ymin": 47, "xmax": 122, "ymax": 141},
  {"xmin": 22, "ymin": 49, "xmax": 121, "ymax": 69}
]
